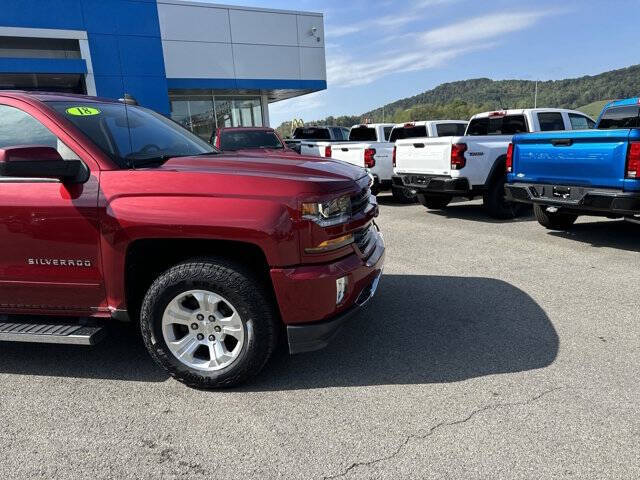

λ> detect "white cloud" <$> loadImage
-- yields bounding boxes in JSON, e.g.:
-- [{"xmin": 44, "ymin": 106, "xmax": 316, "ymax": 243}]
[
  {"xmin": 326, "ymin": 10, "xmax": 556, "ymax": 87},
  {"xmin": 326, "ymin": 43, "xmax": 496, "ymax": 87},
  {"xmin": 325, "ymin": 14, "xmax": 414, "ymax": 38},
  {"xmin": 420, "ymin": 11, "xmax": 550, "ymax": 48},
  {"xmin": 325, "ymin": 0, "xmax": 460, "ymax": 38}
]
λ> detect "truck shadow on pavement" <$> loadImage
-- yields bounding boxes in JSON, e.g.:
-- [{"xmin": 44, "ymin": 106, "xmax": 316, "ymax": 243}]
[
  {"xmin": 427, "ymin": 203, "xmax": 535, "ymax": 224},
  {"xmin": 245, "ymin": 274, "xmax": 559, "ymax": 391},
  {"xmin": 0, "ymin": 323, "xmax": 169, "ymax": 383},
  {"xmin": 548, "ymin": 219, "xmax": 640, "ymax": 253},
  {"xmin": 0, "ymin": 275, "xmax": 558, "ymax": 388}
]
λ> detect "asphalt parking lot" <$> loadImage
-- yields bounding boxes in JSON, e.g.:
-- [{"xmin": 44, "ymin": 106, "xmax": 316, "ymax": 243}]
[{"xmin": 1, "ymin": 195, "xmax": 639, "ymax": 480}]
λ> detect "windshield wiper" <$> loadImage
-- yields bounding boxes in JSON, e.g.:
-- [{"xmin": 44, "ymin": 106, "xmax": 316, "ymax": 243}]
[
  {"xmin": 127, "ymin": 150, "xmax": 219, "ymax": 168},
  {"xmin": 126, "ymin": 155, "xmax": 172, "ymax": 168},
  {"xmin": 171, "ymin": 151, "xmax": 220, "ymax": 158}
]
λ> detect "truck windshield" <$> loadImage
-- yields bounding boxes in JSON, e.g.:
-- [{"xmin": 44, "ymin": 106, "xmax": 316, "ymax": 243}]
[
  {"xmin": 46, "ymin": 101, "xmax": 216, "ymax": 168},
  {"xmin": 293, "ymin": 127, "xmax": 331, "ymax": 140},
  {"xmin": 598, "ymin": 105, "xmax": 640, "ymax": 129},
  {"xmin": 349, "ymin": 126, "xmax": 377, "ymax": 142},
  {"xmin": 466, "ymin": 115, "xmax": 528, "ymax": 136},
  {"xmin": 220, "ymin": 130, "xmax": 283, "ymax": 151}
]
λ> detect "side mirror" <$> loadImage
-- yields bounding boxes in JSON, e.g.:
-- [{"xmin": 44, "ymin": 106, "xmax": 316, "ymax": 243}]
[{"xmin": 0, "ymin": 146, "xmax": 89, "ymax": 184}]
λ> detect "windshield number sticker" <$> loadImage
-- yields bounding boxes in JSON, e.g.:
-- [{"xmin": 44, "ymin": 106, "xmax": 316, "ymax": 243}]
[{"xmin": 66, "ymin": 106, "xmax": 101, "ymax": 116}]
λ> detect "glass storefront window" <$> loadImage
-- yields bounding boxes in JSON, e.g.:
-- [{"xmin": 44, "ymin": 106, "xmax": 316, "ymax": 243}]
[
  {"xmin": 233, "ymin": 98, "xmax": 263, "ymax": 127},
  {"xmin": 188, "ymin": 99, "xmax": 215, "ymax": 141},
  {"xmin": 170, "ymin": 92, "xmax": 264, "ymax": 142},
  {"xmin": 214, "ymin": 99, "xmax": 233, "ymax": 128}
]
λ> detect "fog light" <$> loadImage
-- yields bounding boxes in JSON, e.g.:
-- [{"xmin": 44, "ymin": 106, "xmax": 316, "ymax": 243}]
[{"xmin": 336, "ymin": 276, "xmax": 348, "ymax": 304}]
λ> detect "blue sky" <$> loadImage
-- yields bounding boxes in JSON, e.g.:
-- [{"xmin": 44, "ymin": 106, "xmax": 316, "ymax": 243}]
[{"xmin": 209, "ymin": 0, "xmax": 640, "ymax": 127}]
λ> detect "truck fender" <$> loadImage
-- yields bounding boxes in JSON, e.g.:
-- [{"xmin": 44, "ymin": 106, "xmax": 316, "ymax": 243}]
[{"xmin": 485, "ymin": 155, "xmax": 508, "ymax": 187}]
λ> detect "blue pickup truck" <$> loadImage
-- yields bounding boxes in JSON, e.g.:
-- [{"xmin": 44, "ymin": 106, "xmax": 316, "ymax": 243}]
[{"xmin": 505, "ymin": 97, "xmax": 640, "ymax": 229}]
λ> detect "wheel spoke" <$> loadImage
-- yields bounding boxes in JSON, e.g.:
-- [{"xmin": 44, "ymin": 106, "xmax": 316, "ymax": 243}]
[
  {"xmin": 193, "ymin": 291, "xmax": 218, "ymax": 314},
  {"xmin": 212, "ymin": 340, "xmax": 233, "ymax": 363},
  {"xmin": 219, "ymin": 312, "xmax": 242, "ymax": 328},
  {"xmin": 207, "ymin": 344, "xmax": 219, "ymax": 368},
  {"xmin": 171, "ymin": 335, "xmax": 199, "ymax": 359},
  {"xmin": 164, "ymin": 300, "xmax": 193, "ymax": 325},
  {"xmin": 221, "ymin": 325, "xmax": 242, "ymax": 339}
]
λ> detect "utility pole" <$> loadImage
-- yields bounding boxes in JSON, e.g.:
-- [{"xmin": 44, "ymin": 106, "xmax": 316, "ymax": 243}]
[{"xmin": 534, "ymin": 80, "xmax": 538, "ymax": 108}]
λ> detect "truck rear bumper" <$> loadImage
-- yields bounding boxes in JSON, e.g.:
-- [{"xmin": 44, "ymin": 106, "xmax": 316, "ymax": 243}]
[
  {"xmin": 371, "ymin": 174, "xmax": 392, "ymax": 193},
  {"xmin": 270, "ymin": 229, "xmax": 385, "ymax": 354},
  {"xmin": 395, "ymin": 174, "xmax": 471, "ymax": 195},
  {"xmin": 505, "ymin": 183, "xmax": 640, "ymax": 215}
]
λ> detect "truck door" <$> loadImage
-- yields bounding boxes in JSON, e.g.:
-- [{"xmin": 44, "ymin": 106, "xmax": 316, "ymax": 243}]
[{"xmin": 0, "ymin": 102, "xmax": 104, "ymax": 313}]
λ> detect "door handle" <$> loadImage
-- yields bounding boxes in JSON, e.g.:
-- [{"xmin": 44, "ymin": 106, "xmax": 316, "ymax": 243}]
[
  {"xmin": 413, "ymin": 143, "xmax": 425, "ymax": 148},
  {"xmin": 341, "ymin": 148, "xmax": 349, "ymax": 152},
  {"xmin": 551, "ymin": 138, "xmax": 573, "ymax": 146}
]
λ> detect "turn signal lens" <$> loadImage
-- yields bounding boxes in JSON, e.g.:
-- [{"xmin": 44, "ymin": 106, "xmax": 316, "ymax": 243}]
[{"xmin": 305, "ymin": 233, "xmax": 354, "ymax": 253}]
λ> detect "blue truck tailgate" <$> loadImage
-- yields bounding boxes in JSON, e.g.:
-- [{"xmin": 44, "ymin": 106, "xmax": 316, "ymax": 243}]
[{"xmin": 510, "ymin": 129, "xmax": 635, "ymax": 190}]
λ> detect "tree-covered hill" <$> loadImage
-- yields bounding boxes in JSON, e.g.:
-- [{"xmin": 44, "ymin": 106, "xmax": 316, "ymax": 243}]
[{"xmin": 276, "ymin": 64, "xmax": 640, "ymax": 137}]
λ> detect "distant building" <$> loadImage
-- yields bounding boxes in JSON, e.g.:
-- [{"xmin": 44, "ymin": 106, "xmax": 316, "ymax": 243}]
[{"xmin": 0, "ymin": 0, "xmax": 327, "ymax": 139}]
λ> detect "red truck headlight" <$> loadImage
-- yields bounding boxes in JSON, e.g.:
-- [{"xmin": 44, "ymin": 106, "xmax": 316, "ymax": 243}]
[{"xmin": 301, "ymin": 194, "xmax": 351, "ymax": 227}]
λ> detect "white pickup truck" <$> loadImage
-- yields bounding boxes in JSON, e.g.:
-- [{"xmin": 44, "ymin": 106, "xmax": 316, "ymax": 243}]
[
  {"xmin": 302, "ymin": 121, "xmax": 468, "ymax": 202},
  {"xmin": 288, "ymin": 125, "xmax": 350, "ymax": 154},
  {"xmin": 393, "ymin": 108, "xmax": 596, "ymax": 218}
]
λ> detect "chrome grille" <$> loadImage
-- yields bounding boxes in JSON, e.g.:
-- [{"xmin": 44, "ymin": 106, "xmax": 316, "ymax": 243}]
[
  {"xmin": 351, "ymin": 187, "xmax": 371, "ymax": 215},
  {"xmin": 353, "ymin": 223, "xmax": 376, "ymax": 258}
]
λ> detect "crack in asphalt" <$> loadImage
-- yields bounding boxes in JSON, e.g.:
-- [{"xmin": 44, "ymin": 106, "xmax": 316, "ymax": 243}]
[{"xmin": 320, "ymin": 387, "xmax": 566, "ymax": 480}]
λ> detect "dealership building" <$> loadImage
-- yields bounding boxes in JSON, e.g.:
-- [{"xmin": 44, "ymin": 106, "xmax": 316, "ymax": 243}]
[{"xmin": 0, "ymin": 0, "xmax": 327, "ymax": 138}]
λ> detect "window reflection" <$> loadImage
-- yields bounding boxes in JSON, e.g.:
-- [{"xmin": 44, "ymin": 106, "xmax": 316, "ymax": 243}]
[{"xmin": 170, "ymin": 93, "xmax": 264, "ymax": 141}]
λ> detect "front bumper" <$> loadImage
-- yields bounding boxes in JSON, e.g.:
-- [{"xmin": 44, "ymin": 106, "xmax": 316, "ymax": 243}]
[
  {"xmin": 395, "ymin": 174, "xmax": 471, "ymax": 194},
  {"xmin": 286, "ymin": 268, "xmax": 382, "ymax": 354},
  {"xmin": 505, "ymin": 183, "xmax": 640, "ymax": 215},
  {"xmin": 270, "ymin": 228, "xmax": 385, "ymax": 354}
]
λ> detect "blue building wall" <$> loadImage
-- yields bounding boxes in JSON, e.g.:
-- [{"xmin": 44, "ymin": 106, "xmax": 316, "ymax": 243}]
[{"xmin": 0, "ymin": 0, "xmax": 170, "ymax": 113}]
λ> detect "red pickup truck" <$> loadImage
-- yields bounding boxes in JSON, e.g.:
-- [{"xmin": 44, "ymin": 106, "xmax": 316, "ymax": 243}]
[
  {"xmin": 211, "ymin": 126, "xmax": 298, "ymax": 156},
  {"xmin": 0, "ymin": 92, "xmax": 385, "ymax": 388}
]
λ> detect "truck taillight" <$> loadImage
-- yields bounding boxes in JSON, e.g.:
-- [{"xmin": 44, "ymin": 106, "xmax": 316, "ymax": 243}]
[
  {"xmin": 451, "ymin": 143, "xmax": 467, "ymax": 170},
  {"xmin": 392, "ymin": 146, "xmax": 397, "ymax": 167},
  {"xmin": 364, "ymin": 148, "xmax": 376, "ymax": 168},
  {"xmin": 626, "ymin": 142, "xmax": 640, "ymax": 178},
  {"xmin": 324, "ymin": 145, "xmax": 332, "ymax": 158},
  {"xmin": 506, "ymin": 143, "xmax": 514, "ymax": 173}
]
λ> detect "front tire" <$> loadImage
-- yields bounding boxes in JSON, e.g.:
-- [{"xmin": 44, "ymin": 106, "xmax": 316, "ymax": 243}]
[
  {"xmin": 392, "ymin": 185, "xmax": 417, "ymax": 203},
  {"xmin": 417, "ymin": 193, "xmax": 452, "ymax": 210},
  {"xmin": 140, "ymin": 259, "xmax": 278, "ymax": 389},
  {"xmin": 533, "ymin": 204, "xmax": 578, "ymax": 230}
]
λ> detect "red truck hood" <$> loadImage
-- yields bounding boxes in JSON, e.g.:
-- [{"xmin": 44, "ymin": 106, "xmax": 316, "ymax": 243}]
[
  {"xmin": 158, "ymin": 152, "xmax": 368, "ymax": 192},
  {"xmin": 225, "ymin": 147, "xmax": 300, "ymax": 158}
]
